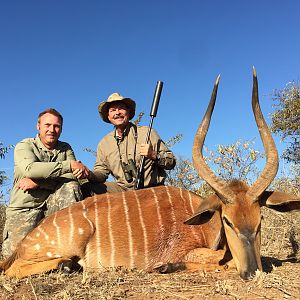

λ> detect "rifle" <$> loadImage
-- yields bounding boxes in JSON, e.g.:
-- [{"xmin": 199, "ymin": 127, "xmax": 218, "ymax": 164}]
[{"xmin": 134, "ymin": 80, "xmax": 163, "ymax": 190}]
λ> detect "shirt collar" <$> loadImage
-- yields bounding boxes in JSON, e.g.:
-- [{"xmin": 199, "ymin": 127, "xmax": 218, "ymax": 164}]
[
  {"xmin": 35, "ymin": 134, "xmax": 62, "ymax": 153},
  {"xmin": 114, "ymin": 123, "xmax": 132, "ymax": 141}
]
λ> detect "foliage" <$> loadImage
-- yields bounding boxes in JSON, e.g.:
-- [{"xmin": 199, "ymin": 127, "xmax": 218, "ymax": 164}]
[
  {"xmin": 166, "ymin": 139, "xmax": 264, "ymax": 194},
  {"xmin": 165, "ymin": 133, "xmax": 183, "ymax": 148},
  {"xmin": 0, "ymin": 142, "xmax": 13, "ymax": 202},
  {"xmin": 270, "ymin": 82, "xmax": 300, "ymax": 163},
  {"xmin": 204, "ymin": 139, "xmax": 264, "ymax": 184},
  {"xmin": 133, "ymin": 111, "xmax": 144, "ymax": 126},
  {"xmin": 82, "ymin": 147, "xmax": 97, "ymax": 157},
  {"xmin": 270, "ymin": 163, "xmax": 300, "ymax": 196},
  {"xmin": 0, "ymin": 171, "xmax": 8, "ymax": 186},
  {"xmin": 0, "ymin": 142, "xmax": 13, "ymax": 160},
  {"xmin": 166, "ymin": 156, "xmax": 204, "ymax": 192}
]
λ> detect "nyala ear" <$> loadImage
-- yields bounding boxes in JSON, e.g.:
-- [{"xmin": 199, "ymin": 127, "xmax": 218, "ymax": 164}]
[
  {"xmin": 260, "ymin": 191, "xmax": 300, "ymax": 212},
  {"xmin": 184, "ymin": 209, "xmax": 216, "ymax": 225},
  {"xmin": 184, "ymin": 194, "xmax": 221, "ymax": 225}
]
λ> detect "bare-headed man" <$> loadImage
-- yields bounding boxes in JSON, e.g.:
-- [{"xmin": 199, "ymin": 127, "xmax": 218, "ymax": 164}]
[{"xmin": 2, "ymin": 108, "xmax": 90, "ymax": 257}]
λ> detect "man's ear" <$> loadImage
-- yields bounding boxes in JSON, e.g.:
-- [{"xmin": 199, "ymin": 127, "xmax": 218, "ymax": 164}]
[
  {"xmin": 36, "ymin": 122, "xmax": 40, "ymax": 131},
  {"xmin": 260, "ymin": 191, "xmax": 300, "ymax": 212},
  {"xmin": 184, "ymin": 194, "xmax": 221, "ymax": 225}
]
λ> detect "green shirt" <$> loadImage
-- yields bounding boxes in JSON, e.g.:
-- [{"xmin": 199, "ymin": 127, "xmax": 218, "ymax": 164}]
[
  {"xmin": 91, "ymin": 123, "xmax": 176, "ymax": 189},
  {"xmin": 9, "ymin": 135, "xmax": 76, "ymax": 209}
]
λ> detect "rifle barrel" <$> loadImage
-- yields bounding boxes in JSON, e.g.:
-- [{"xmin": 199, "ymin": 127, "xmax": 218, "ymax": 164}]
[
  {"xmin": 150, "ymin": 81, "xmax": 163, "ymax": 117},
  {"xmin": 134, "ymin": 81, "xmax": 164, "ymax": 190}
]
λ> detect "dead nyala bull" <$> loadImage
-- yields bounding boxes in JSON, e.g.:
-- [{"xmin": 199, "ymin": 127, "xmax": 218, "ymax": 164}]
[{"xmin": 1, "ymin": 68, "xmax": 300, "ymax": 280}]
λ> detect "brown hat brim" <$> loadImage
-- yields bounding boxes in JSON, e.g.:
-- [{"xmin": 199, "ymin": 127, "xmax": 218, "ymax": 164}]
[{"xmin": 98, "ymin": 98, "xmax": 136, "ymax": 123}]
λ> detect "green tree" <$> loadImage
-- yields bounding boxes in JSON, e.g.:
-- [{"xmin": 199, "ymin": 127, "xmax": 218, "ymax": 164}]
[
  {"xmin": 0, "ymin": 142, "xmax": 13, "ymax": 160},
  {"xmin": 204, "ymin": 139, "xmax": 264, "ymax": 183},
  {"xmin": 0, "ymin": 142, "xmax": 13, "ymax": 201},
  {"xmin": 166, "ymin": 156, "xmax": 203, "ymax": 191},
  {"xmin": 166, "ymin": 139, "xmax": 264, "ymax": 195},
  {"xmin": 270, "ymin": 81, "xmax": 300, "ymax": 164}
]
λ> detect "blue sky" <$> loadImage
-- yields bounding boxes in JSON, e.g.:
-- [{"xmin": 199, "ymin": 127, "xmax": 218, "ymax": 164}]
[{"xmin": 1, "ymin": 0, "xmax": 300, "ymax": 196}]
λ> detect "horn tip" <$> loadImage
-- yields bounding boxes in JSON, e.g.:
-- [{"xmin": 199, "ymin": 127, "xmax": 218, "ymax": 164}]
[
  {"xmin": 252, "ymin": 66, "xmax": 257, "ymax": 78},
  {"xmin": 216, "ymin": 74, "xmax": 221, "ymax": 85}
]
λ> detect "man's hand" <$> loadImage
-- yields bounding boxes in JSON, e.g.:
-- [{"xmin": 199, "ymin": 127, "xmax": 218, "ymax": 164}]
[
  {"xmin": 140, "ymin": 144, "xmax": 157, "ymax": 160},
  {"xmin": 19, "ymin": 178, "xmax": 39, "ymax": 191},
  {"xmin": 71, "ymin": 160, "xmax": 90, "ymax": 179}
]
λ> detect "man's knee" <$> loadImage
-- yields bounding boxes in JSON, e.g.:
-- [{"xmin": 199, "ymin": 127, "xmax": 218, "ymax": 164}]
[
  {"xmin": 1, "ymin": 208, "xmax": 43, "ymax": 258},
  {"xmin": 56, "ymin": 180, "xmax": 83, "ymax": 201},
  {"xmin": 45, "ymin": 180, "xmax": 83, "ymax": 216},
  {"xmin": 1, "ymin": 228, "xmax": 19, "ymax": 258},
  {"xmin": 1, "ymin": 228, "xmax": 11, "ymax": 258},
  {"xmin": 61, "ymin": 180, "xmax": 82, "ymax": 192}
]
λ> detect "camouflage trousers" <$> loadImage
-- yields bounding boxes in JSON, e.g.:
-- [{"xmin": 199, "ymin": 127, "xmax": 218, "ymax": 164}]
[{"xmin": 1, "ymin": 181, "xmax": 83, "ymax": 258}]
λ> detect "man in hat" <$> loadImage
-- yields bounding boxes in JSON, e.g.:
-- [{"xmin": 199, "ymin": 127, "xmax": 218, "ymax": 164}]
[
  {"xmin": 87, "ymin": 92, "xmax": 176, "ymax": 193},
  {"xmin": 1, "ymin": 108, "xmax": 90, "ymax": 258}
]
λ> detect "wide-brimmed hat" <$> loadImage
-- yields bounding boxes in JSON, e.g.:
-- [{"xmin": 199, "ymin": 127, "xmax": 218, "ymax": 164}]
[{"xmin": 98, "ymin": 92, "xmax": 136, "ymax": 123}]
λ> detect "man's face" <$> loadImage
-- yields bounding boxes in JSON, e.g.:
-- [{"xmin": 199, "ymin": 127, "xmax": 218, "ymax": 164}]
[
  {"xmin": 107, "ymin": 102, "xmax": 130, "ymax": 128},
  {"xmin": 37, "ymin": 113, "xmax": 62, "ymax": 149}
]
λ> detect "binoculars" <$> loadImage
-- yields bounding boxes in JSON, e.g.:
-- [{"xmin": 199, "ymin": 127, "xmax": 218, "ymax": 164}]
[{"xmin": 122, "ymin": 159, "xmax": 137, "ymax": 183}]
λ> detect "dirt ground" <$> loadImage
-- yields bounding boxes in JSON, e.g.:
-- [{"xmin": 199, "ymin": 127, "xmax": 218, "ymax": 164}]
[
  {"xmin": 0, "ymin": 207, "xmax": 299, "ymax": 300},
  {"xmin": 0, "ymin": 260, "xmax": 299, "ymax": 300}
]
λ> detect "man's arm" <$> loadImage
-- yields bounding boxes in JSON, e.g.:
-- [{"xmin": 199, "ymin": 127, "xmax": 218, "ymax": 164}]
[
  {"xmin": 64, "ymin": 146, "xmax": 90, "ymax": 180},
  {"xmin": 15, "ymin": 141, "xmax": 89, "ymax": 191},
  {"xmin": 88, "ymin": 141, "xmax": 110, "ymax": 182},
  {"xmin": 15, "ymin": 141, "xmax": 73, "ymax": 179}
]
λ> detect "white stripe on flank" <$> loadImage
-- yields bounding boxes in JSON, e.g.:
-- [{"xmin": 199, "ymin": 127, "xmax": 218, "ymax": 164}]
[
  {"xmin": 81, "ymin": 201, "xmax": 94, "ymax": 232},
  {"xmin": 188, "ymin": 191, "xmax": 195, "ymax": 214},
  {"xmin": 179, "ymin": 187, "xmax": 184, "ymax": 200},
  {"xmin": 180, "ymin": 188, "xmax": 190, "ymax": 215},
  {"xmin": 37, "ymin": 225, "xmax": 49, "ymax": 240},
  {"xmin": 151, "ymin": 188, "xmax": 163, "ymax": 231},
  {"xmin": 94, "ymin": 198, "xmax": 101, "ymax": 267},
  {"xmin": 107, "ymin": 193, "xmax": 115, "ymax": 266},
  {"xmin": 122, "ymin": 192, "xmax": 134, "ymax": 268},
  {"xmin": 181, "ymin": 188, "xmax": 202, "ymax": 244},
  {"xmin": 53, "ymin": 212, "xmax": 61, "ymax": 248},
  {"xmin": 80, "ymin": 201, "xmax": 94, "ymax": 268},
  {"xmin": 165, "ymin": 186, "xmax": 177, "ymax": 228},
  {"xmin": 134, "ymin": 190, "xmax": 149, "ymax": 267},
  {"xmin": 68, "ymin": 207, "xmax": 75, "ymax": 246}
]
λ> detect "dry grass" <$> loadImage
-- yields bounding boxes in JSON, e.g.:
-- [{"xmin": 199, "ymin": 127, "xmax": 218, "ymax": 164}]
[
  {"xmin": 261, "ymin": 208, "xmax": 300, "ymax": 261},
  {"xmin": 0, "ymin": 262, "xmax": 300, "ymax": 299},
  {"xmin": 0, "ymin": 195, "xmax": 300, "ymax": 299}
]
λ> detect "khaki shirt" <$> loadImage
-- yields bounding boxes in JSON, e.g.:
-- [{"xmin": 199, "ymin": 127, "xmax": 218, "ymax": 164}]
[
  {"xmin": 91, "ymin": 123, "xmax": 176, "ymax": 189},
  {"xmin": 9, "ymin": 135, "xmax": 76, "ymax": 209}
]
